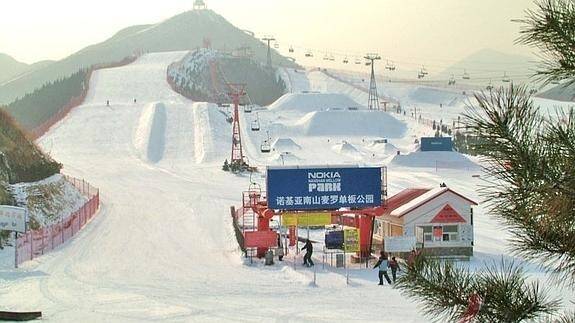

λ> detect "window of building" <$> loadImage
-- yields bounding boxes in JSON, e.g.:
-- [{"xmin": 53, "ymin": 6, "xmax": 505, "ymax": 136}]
[{"xmin": 419, "ymin": 224, "xmax": 459, "ymax": 242}]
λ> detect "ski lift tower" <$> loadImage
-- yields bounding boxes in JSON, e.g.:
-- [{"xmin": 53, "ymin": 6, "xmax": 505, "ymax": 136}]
[
  {"xmin": 193, "ymin": 0, "xmax": 207, "ymax": 10},
  {"xmin": 262, "ymin": 36, "xmax": 276, "ymax": 68},
  {"xmin": 365, "ymin": 53, "xmax": 382, "ymax": 110},
  {"xmin": 229, "ymin": 83, "xmax": 247, "ymax": 165}
]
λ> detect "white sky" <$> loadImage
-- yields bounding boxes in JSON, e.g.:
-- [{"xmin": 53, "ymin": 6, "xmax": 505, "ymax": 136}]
[{"xmin": 0, "ymin": 0, "xmax": 539, "ymax": 66}]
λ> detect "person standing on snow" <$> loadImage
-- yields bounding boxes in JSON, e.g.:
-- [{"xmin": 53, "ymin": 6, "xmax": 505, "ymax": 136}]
[
  {"xmin": 389, "ymin": 256, "xmax": 400, "ymax": 283},
  {"xmin": 301, "ymin": 239, "xmax": 314, "ymax": 267},
  {"xmin": 373, "ymin": 251, "xmax": 392, "ymax": 285}
]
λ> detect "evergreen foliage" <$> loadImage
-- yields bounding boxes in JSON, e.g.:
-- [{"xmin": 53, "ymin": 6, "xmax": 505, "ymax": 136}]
[
  {"xmin": 5, "ymin": 69, "xmax": 87, "ymax": 130},
  {"xmin": 396, "ymin": 2, "xmax": 575, "ymax": 320},
  {"xmin": 396, "ymin": 255, "xmax": 559, "ymax": 322},
  {"xmin": 0, "ymin": 108, "xmax": 62, "ymax": 183},
  {"xmin": 516, "ymin": 0, "xmax": 575, "ymax": 86}
]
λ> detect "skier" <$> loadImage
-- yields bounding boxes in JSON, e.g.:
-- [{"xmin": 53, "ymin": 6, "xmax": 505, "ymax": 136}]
[
  {"xmin": 301, "ymin": 239, "xmax": 314, "ymax": 267},
  {"xmin": 373, "ymin": 251, "xmax": 391, "ymax": 285},
  {"xmin": 389, "ymin": 256, "xmax": 400, "ymax": 283},
  {"xmin": 106, "ymin": 100, "xmax": 110, "ymax": 106}
]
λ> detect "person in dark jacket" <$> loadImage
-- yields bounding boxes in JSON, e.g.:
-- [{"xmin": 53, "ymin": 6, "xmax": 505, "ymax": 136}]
[
  {"xmin": 373, "ymin": 251, "xmax": 391, "ymax": 285},
  {"xmin": 301, "ymin": 239, "xmax": 314, "ymax": 267},
  {"xmin": 389, "ymin": 256, "xmax": 400, "ymax": 283}
]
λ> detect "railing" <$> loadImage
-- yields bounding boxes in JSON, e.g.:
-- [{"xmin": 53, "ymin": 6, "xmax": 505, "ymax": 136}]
[{"xmin": 15, "ymin": 176, "xmax": 100, "ymax": 265}]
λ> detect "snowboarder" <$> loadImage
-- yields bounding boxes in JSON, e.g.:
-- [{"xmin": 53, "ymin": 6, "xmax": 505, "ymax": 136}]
[
  {"xmin": 301, "ymin": 239, "xmax": 314, "ymax": 267},
  {"xmin": 373, "ymin": 251, "xmax": 391, "ymax": 285},
  {"xmin": 389, "ymin": 256, "xmax": 400, "ymax": 283}
]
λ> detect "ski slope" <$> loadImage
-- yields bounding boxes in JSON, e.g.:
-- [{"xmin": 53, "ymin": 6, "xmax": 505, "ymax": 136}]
[{"xmin": 1, "ymin": 52, "xmax": 573, "ymax": 322}]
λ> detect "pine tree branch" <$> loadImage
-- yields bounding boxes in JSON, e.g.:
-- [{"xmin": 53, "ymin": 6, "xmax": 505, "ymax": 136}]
[
  {"xmin": 396, "ymin": 256, "xmax": 560, "ymax": 322},
  {"xmin": 515, "ymin": 0, "xmax": 575, "ymax": 86}
]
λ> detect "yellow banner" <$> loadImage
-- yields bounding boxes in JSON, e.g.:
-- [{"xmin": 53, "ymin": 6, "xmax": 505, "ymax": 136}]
[
  {"xmin": 281, "ymin": 212, "xmax": 332, "ymax": 227},
  {"xmin": 282, "ymin": 213, "xmax": 298, "ymax": 226},
  {"xmin": 298, "ymin": 212, "xmax": 332, "ymax": 226},
  {"xmin": 344, "ymin": 228, "xmax": 360, "ymax": 252}
]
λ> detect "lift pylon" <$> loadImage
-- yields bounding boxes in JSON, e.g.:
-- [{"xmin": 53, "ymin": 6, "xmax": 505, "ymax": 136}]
[
  {"xmin": 228, "ymin": 83, "xmax": 247, "ymax": 165},
  {"xmin": 262, "ymin": 36, "xmax": 276, "ymax": 68},
  {"xmin": 365, "ymin": 53, "xmax": 382, "ymax": 111}
]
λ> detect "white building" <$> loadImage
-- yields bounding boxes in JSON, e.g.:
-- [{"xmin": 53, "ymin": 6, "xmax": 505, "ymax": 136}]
[{"xmin": 373, "ymin": 186, "xmax": 477, "ymax": 259}]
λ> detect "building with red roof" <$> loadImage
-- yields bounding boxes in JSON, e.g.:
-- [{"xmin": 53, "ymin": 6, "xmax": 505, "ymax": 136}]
[{"xmin": 373, "ymin": 186, "xmax": 477, "ymax": 259}]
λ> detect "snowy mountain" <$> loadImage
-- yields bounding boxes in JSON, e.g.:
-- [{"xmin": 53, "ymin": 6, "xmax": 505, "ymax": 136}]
[
  {"xmin": 0, "ymin": 53, "xmax": 53, "ymax": 85},
  {"xmin": 436, "ymin": 48, "xmax": 537, "ymax": 87},
  {"xmin": 0, "ymin": 9, "xmax": 297, "ymax": 105}
]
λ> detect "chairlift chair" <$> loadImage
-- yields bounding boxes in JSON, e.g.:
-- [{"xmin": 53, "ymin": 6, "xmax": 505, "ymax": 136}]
[
  {"xmin": 274, "ymin": 42, "xmax": 279, "ymax": 49},
  {"xmin": 365, "ymin": 61, "xmax": 372, "ymax": 66},
  {"xmin": 323, "ymin": 53, "xmax": 329, "ymax": 61},
  {"xmin": 343, "ymin": 57, "xmax": 349, "ymax": 64},
  {"xmin": 385, "ymin": 61, "xmax": 396, "ymax": 71},
  {"xmin": 448, "ymin": 75, "xmax": 456, "ymax": 85},
  {"xmin": 355, "ymin": 58, "xmax": 361, "ymax": 64},
  {"xmin": 305, "ymin": 50, "xmax": 313, "ymax": 57},
  {"xmin": 260, "ymin": 140, "xmax": 271, "ymax": 153},
  {"xmin": 421, "ymin": 66, "xmax": 428, "ymax": 75},
  {"xmin": 462, "ymin": 70, "xmax": 470, "ymax": 80},
  {"xmin": 289, "ymin": 46, "xmax": 294, "ymax": 53},
  {"xmin": 486, "ymin": 81, "xmax": 494, "ymax": 91},
  {"xmin": 329, "ymin": 55, "xmax": 335, "ymax": 61},
  {"xmin": 502, "ymin": 72, "xmax": 511, "ymax": 83},
  {"xmin": 417, "ymin": 71, "xmax": 425, "ymax": 79},
  {"xmin": 251, "ymin": 119, "xmax": 260, "ymax": 131},
  {"xmin": 243, "ymin": 104, "xmax": 252, "ymax": 113}
]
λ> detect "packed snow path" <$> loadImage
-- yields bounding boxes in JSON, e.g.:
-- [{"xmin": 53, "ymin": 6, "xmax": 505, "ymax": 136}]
[{"xmin": 0, "ymin": 52, "xmax": 431, "ymax": 322}]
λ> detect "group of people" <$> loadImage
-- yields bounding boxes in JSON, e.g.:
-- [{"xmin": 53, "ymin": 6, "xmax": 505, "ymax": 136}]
[
  {"xmin": 275, "ymin": 235, "xmax": 417, "ymax": 286},
  {"xmin": 373, "ymin": 251, "xmax": 400, "ymax": 285}
]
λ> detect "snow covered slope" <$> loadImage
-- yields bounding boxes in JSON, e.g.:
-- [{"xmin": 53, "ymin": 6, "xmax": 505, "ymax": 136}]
[{"xmin": 1, "ymin": 51, "xmax": 572, "ymax": 322}]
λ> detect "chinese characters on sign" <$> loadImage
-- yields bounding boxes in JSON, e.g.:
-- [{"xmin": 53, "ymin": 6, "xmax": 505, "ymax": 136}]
[
  {"xmin": 275, "ymin": 194, "xmax": 375, "ymax": 207},
  {"xmin": 0, "ymin": 205, "xmax": 27, "ymax": 233},
  {"xmin": 267, "ymin": 166, "xmax": 382, "ymax": 210}
]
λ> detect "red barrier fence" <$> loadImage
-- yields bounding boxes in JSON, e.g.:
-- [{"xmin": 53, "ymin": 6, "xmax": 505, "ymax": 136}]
[
  {"xmin": 29, "ymin": 54, "xmax": 140, "ymax": 140},
  {"xmin": 16, "ymin": 176, "xmax": 100, "ymax": 265}
]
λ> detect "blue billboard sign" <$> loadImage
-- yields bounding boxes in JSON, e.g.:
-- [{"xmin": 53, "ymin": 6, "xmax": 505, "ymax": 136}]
[
  {"xmin": 267, "ymin": 166, "xmax": 382, "ymax": 210},
  {"xmin": 420, "ymin": 137, "xmax": 453, "ymax": 152}
]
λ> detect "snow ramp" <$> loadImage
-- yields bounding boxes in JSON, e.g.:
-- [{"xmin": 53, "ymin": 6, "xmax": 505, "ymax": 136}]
[
  {"xmin": 134, "ymin": 102, "xmax": 167, "ymax": 163},
  {"xmin": 268, "ymin": 92, "xmax": 362, "ymax": 113},
  {"xmin": 293, "ymin": 110, "xmax": 407, "ymax": 137},
  {"xmin": 388, "ymin": 151, "xmax": 479, "ymax": 169}
]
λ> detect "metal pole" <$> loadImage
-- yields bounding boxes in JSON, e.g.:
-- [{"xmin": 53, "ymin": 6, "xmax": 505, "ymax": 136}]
[
  {"xmin": 313, "ymin": 264, "xmax": 317, "ymax": 285},
  {"xmin": 14, "ymin": 232, "xmax": 18, "ymax": 269}
]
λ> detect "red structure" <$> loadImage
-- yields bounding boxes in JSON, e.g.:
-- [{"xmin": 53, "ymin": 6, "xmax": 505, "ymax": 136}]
[
  {"xmin": 237, "ymin": 167, "xmax": 389, "ymax": 259},
  {"xmin": 228, "ymin": 83, "xmax": 247, "ymax": 165}
]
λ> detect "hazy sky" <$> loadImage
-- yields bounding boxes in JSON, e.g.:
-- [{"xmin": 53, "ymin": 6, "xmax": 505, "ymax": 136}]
[{"xmin": 1, "ymin": 0, "xmax": 539, "ymax": 70}]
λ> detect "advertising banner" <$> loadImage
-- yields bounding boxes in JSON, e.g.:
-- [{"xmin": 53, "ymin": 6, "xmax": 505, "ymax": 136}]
[
  {"xmin": 267, "ymin": 166, "xmax": 382, "ymax": 210},
  {"xmin": 244, "ymin": 231, "xmax": 278, "ymax": 248},
  {"xmin": 282, "ymin": 212, "xmax": 332, "ymax": 227},
  {"xmin": 0, "ymin": 206, "xmax": 27, "ymax": 233},
  {"xmin": 343, "ymin": 228, "xmax": 360, "ymax": 252},
  {"xmin": 384, "ymin": 236, "xmax": 417, "ymax": 252}
]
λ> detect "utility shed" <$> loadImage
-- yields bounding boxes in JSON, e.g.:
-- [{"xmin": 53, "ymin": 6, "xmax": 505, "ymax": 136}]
[{"xmin": 374, "ymin": 186, "xmax": 477, "ymax": 259}]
